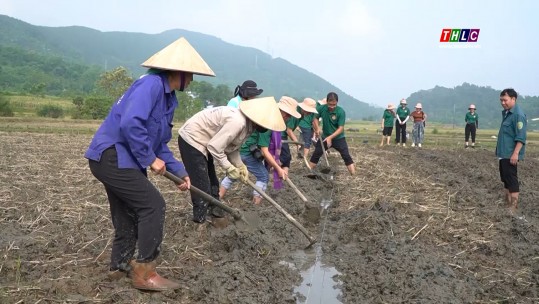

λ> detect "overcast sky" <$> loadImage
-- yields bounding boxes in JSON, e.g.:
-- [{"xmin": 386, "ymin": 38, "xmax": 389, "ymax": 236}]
[{"xmin": 1, "ymin": 0, "xmax": 538, "ymax": 107}]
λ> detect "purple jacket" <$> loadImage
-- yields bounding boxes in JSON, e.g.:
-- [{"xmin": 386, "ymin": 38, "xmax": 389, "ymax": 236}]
[{"xmin": 85, "ymin": 73, "xmax": 187, "ymax": 177}]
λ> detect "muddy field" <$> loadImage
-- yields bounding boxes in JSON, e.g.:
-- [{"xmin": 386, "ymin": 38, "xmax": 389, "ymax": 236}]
[{"xmin": 1, "ymin": 131, "xmax": 539, "ymax": 303}]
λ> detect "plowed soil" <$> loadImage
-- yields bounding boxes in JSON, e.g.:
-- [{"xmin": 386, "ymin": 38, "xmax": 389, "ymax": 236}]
[{"xmin": 1, "ymin": 131, "xmax": 538, "ymax": 303}]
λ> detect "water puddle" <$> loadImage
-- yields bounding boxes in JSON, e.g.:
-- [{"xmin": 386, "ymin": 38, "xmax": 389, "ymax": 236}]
[
  {"xmin": 283, "ymin": 197, "xmax": 342, "ymax": 303},
  {"xmin": 292, "ymin": 247, "xmax": 342, "ymax": 303},
  {"xmin": 320, "ymin": 198, "xmax": 333, "ymax": 211}
]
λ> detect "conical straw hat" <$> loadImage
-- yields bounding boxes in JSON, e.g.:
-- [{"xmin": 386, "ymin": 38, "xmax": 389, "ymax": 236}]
[
  {"xmin": 299, "ymin": 98, "xmax": 318, "ymax": 114},
  {"xmin": 141, "ymin": 37, "xmax": 215, "ymax": 76},
  {"xmin": 278, "ymin": 96, "xmax": 301, "ymax": 119},
  {"xmin": 239, "ymin": 97, "xmax": 286, "ymax": 131}
]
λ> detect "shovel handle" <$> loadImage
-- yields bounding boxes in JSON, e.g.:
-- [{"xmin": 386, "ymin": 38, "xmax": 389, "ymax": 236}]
[
  {"xmin": 320, "ymin": 138, "xmax": 330, "ymax": 167},
  {"xmin": 282, "ymin": 140, "xmax": 304, "ymax": 146},
  {"xmin": 163, "ymin": 171, "xmax": 245, "ymax": 222},
  {"xmin": 285, "ymin": 178, "xmax": 308, "ymax": 203},
  {"xmin": 245, "ymin": 179, "xmax": 316, "ymax": 246}
]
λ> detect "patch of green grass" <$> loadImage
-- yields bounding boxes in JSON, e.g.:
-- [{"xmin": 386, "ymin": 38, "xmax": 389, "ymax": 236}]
[
  {"xmin": 6, "ymin": 95, "xmax": 74, "ymax": 117},
  {"xmin": 0, "ymin": 117, "xmax": 100, "ymax": 134}
]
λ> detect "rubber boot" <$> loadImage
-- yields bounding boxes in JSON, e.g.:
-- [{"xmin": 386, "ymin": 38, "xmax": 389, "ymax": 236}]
[
  {"xmin": 129, "ymin": 260, "xmax": 180, "ymax": 291},
  {"xmin": 192, "ymin": 200, "xmax": 208, "ymax": 223},
  {"xmin": 107, "ymin": 260, "xmax": 132, "ymax": 281}
]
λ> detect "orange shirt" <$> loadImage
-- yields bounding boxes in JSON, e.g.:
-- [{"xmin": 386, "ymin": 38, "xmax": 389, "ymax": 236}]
[{"xmin": 411, "ymin": 110, "xmax": 425, "ymax": 122}]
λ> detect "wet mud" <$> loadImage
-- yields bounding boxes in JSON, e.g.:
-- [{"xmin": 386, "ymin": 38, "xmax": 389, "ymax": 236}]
[{"xmin": 1, "ymin": 132, "xmax": 539, "ymax": 303}]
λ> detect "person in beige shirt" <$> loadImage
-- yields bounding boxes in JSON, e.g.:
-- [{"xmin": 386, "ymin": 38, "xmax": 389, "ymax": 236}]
[{"xmin": 178, "ymin": 97, "xmax": 285, "ymax": 223}]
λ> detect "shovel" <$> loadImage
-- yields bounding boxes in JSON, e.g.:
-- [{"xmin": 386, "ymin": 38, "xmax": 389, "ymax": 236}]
[
  {"xmin": 319, "ymin": 137, "xmax": 332, "ymax": 174},
  {"xmin": 163, "ymin": 171, "xmax": 251, "ymax": 226},
  {"xmin": 244, "ymin": 179, "xmax": 317, "ymax": 247},
  {"xmin": 305, "ymin": 138, "xmax": 334, "ymax": 180},
  {"xmin": 282, "ymin": 140, "xmax": 305, "ymax": 146},
  {"xmin": 285, "ymin": 177, "xmax": 308, "ymax": 203},
  {"xmin": 285, "ymin": 177, "xmax": 322, "ymax": 225}
]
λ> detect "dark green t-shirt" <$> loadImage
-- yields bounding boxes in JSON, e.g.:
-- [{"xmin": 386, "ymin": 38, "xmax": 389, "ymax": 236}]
[
  {"xmin": 298, "ymin": 107, "xmax": 314, "ymax": 129},
  {"xmin": 383, "ymin": 110, "xmax": 395, "ymax": 127},
  {"xmin": 240, "ymin": 129, "xmax": 272, "ymax": 156},
  {"xmin": 496, "ymin": 104, "xmax": 527, "ymax": 160},
  {"xmin": 281, "ymin": 116, "xmax": 301, "ymax": 140},
  {"xmin": 465, "ymin": 112, "xmax": 478, "ymax": 124},
  {"xmin": 316, "ymin": 105, "xmax": 346, "ymax": 139},
  {"xmin": 396, "ymin": 106, "xmax": 410, "ymax": 120}
]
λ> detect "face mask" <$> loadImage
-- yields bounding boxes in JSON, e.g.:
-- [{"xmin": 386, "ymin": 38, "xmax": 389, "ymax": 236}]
[{"xmin": 178, "ymin": 72, "xmax": 186, "ymax": 91}]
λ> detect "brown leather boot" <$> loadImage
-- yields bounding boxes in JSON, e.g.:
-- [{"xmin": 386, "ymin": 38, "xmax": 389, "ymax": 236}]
[{"xmin": 129, "ymin": 260, "xmax": 180, "ymax": 291}]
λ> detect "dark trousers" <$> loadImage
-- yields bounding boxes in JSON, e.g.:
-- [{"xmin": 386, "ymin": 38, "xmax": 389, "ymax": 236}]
[
  {"xmin": 280, "ymin": 142, "xmax": 291, "ymax": 168},
  {"xmin": 310, "ymin": 137, "xmax": 354, "ymax": 166},
  {"xmin": 88, "ymin": 147, "xmax": 165, "ymax": 271},
  {"xmin": 395, "ymin": 120, "xmax": 407, "ymax": 143},
  {"xmin": 465, "ymin": 124, "xmax": 477, "ymax": 142},
  {"xmin": 499, "ymin": 159, "xmax": 519, "ymax": 192},
  {"xmin": 178, "ymin": 135, "xmax": 220, "ymax": 222}
]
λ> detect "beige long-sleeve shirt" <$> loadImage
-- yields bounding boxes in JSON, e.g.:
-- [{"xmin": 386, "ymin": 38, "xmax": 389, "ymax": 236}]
[{"xmin": 178, "ymin": 106, "xmax": 252, "ymax": 170}]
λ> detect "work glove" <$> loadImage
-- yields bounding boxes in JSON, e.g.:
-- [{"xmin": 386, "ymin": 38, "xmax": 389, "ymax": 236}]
[
  {"xmin": 238, "ymin": 164, "xmax": 249, "ymax": 183},
  {"xmin": 226, "ymin": 165, "xmax": 241, "ymax": 180}
]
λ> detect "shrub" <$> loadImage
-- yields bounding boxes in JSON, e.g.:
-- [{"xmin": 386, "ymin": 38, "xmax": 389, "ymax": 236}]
[
  {"xmin": 0, "ymin": 95, "xmax": 14, "ymax": 117},
  {"xmin": 432, "ymin": 128, "xmax": 439, "ymax": 134},
  {"xmin": 37, "ymin": 104, "xmax": 64, "ymax": 118}
]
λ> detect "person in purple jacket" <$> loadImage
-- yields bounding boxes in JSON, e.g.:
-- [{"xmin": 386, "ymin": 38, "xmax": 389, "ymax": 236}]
[{"xmin": 85, "ymin": 38, "xmax": 215, "ymax": 292}]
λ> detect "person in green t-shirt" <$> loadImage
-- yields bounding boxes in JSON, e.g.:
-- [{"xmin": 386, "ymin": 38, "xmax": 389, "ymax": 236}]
[
  {"xmin": 496, "ymin": 88, "xmax": 527, "ymax": 215},
  {"xmin": 297, "ymin": 98, "xmax": 319, "ymax": 160},
  {"xmin": 464, "ymin": 104, "xmax": 479, "ymax": 148},
  {"xmin": 310, "ymin": 92, "xmax": 355, "ymax": 175},
  {"xmin": 395, "ymin": 99, "xmax": 411, "ymax": 146},
  {"xmin": 280, "ymin": 98, "xmax": 319, "ymax": 171},
  {"xmin": 380, "ymin": 104, "xmax": 396, "ymax": 146},
  {"xmin": 280, "ymin": 98, "xmax": 302, "ymax": 175}
]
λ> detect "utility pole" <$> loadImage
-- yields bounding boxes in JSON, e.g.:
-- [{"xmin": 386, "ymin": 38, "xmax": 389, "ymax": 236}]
[{"xmin": 452, "ymin": 103, "xmax": 455, "ymax": 129}]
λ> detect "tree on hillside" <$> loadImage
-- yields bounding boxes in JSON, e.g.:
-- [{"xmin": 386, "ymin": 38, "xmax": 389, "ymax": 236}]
[
  {"xmin": 96, "ymin": 67, "xmax": 133, "ymax": 102},
  {"xmin": 175, "ymin": 91, "xmax": 203, "ymax": 121},
  {"xmin": 0, "ymin": 95, "xmax": 14, "ymax": 117},
  {"xmin": 214, "ymin": 84, "xmax": 233, "ymax": 106},
  {"xmin": 29, "ymin": 83, "xmax": 46, "ymax": 98}
]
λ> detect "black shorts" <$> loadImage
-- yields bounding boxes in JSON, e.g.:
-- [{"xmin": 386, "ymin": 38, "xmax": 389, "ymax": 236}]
[
  {"xmin": 499, "ymin": 159, "xmax": 519, "ymax": 193},
  {"xmin": 383, "ymin": 127, "xmax": 393, "ymax": 136}
]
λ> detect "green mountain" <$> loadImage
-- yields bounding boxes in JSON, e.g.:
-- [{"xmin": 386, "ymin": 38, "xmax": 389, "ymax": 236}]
[
  {"xmin": 406, "ymin": 83, "xmax": 539, "ymax": 129},
  {"xmin": 0, "ymin": 14, "xmax": 380, "ymax": 119}
]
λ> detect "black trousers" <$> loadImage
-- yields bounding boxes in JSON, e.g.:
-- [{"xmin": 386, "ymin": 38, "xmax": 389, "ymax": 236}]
[
  {"xmin": 88, "ymin": 147, "xmax": 165, "ymax": 271},
  {"xmin": 310, "ymin": 137, "xmax": 354, "ymax": 166},
  {"xmin": 280, "ymin": 142, "xmax": 291, "ymax": 168},
  {"xmin": 395, "ymin": 120, "xmax": 407, "ymax": 143},
  {"xmin": 178, "ymin": 135, "xmax": 220, "ymax": 222},
  {"xmin": 465, "ymin": 124, "xmax": 477, "ymax": 142},
  {"xmin": 499, "ymin": 159, "xmax": 519, "ymax": 192}
]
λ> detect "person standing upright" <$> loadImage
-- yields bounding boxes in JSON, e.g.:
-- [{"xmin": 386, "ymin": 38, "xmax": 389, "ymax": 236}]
[
  {"xmin": 411, "ymin": 103, "xmax": 427, "ymax": 148},
  {"xmin": 496, "ymin": 88, "xmax": 527, "ymax": 214},
  {"xmin": 395, "ymin": 99, "xmax": 410, "ymax": 146},
  {"xmin": 380, "ymin": 104, "xmax": 396, "ymax": 146},
  {"xmin": 465, "ymin": 104, "xmax": 479, "ymax": 148}
]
